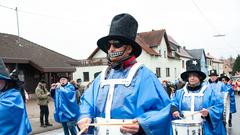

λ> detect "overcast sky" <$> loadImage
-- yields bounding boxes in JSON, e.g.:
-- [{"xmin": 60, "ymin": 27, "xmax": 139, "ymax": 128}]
[{"xmin": 0, "ymin": 0, "xmax": 239, "ymax": 60}]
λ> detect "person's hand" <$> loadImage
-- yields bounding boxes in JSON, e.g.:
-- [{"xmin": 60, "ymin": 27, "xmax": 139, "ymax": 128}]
[
  {"xmin": 200, "ymin": 108, "xmax": 209, "ymax": 117},
  {"xmin": 120, "ymin": 119, "xmax": 139, "ymax": 134},
  {"xmin": 46, "ymin": 92, "xmax": 50, "ymax": 96},
  {"xmin": 55, "ymin": 83, "xmax": 61, "ymax": 89},
  {"xmin": 51, "ymin": 83, "xmax": 56, "ymax": 89},
  {"xmin": 172, "ymin": 111, "xmax": 180, "ymax": 118},
  {"xmin": 77, "ymin": 118, "xmax": 91, "ymax": 133}
]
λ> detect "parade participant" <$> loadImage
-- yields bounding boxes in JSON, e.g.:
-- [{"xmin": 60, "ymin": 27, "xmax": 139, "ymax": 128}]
[
  {"xmin": 235, "ymin": 78, "xmax": 240, "ymax": 95},
  {"xmin": 35, "ymin": 80, "xmax": 52, "ymax": 127},
  {"xmin": 77, "ymin": 13, "xmax": 172, "ymax": 135},
  {"xmin": 220, "ymin": 74, "xmax": 236, "ymax": 127},
  {"xmin": 50, "ymin": 76, "xmax": 80, "ymax": 135},
  {"xmin": 0, "ymin": 58, "xmax": 32, "ymax": 135},
  {"xmin": 208, "ymin": 69, "xmax": 227, "ymax": 93},
  {"xmin": 171, "ymin": 59, "xmax": 226, "ymax": 135}
]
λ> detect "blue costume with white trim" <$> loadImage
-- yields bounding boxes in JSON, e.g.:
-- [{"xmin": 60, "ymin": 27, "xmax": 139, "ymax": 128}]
[
  {"xmin": 79, "ymin": 64, "xmax": 172, "ymax": 135},
  {"xmin": 171, "ymin": 83, "xmax": 226, "ymax": 135}
]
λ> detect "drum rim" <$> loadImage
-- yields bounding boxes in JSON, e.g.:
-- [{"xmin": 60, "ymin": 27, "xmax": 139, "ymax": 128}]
[{"xmin": 172, "ymin": 122, "xmax": 202, "ymax": 126}]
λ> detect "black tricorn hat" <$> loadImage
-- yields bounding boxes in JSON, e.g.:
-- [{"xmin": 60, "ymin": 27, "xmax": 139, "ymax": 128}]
[
  {"xmin": 181, "ymin": 59, "xmax": 206, "ymax": 82},
  {"xmin": 219, "ymin": 73, "xmax": 230, "ymax": 82},
  {"xmin": 9, "ymin": 69, "xmax": 24, "ymax": 85},
  {"xmin": 97, "ymin": 13, "xmax": 142, "ymax": 58},
  {"xmin": 0, "ymin": 58, "xmax": 23, "ymax": 85},
  {"xmin": 0, "ymin": 58, "xmax": 11, "ymax": 80}
]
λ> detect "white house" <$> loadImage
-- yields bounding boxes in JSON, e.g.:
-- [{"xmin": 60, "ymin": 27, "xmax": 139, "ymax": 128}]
[{"xmin": 73, "ymin": 29, "xmax": 221, "ymax": 85}]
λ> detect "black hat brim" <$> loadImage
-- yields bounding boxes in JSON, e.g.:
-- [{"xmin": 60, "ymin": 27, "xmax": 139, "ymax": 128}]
[
  {"xmin": 209, "ymin": 73, "xmax": 219, "ymax": 76},
  {"xmin": 0, "ymin": 74, "xmax": 24, "ymax": 85},
  {"xmin": 219, "ymin": 76, "xmax": 230, "ymax": 82},
  {"xmin": 181, "ymin": 71, "xmax": 206, "ymax": 82},
  {"xmin": 97, "ymin": 35, "xmax": 142, "ymax": 58}
]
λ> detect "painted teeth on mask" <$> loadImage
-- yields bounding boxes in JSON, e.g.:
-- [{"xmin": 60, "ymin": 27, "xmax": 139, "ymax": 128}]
[{"xmin": 109, "ymin": 51, "xmax": 123, "ymax": 58}]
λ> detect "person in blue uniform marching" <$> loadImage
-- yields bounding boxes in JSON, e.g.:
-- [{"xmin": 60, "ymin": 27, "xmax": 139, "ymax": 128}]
[
  {"xmin": 208, "ymin": 69, "xmax": 227, "ymax": 93},
  {"xmin": 77, "ymin": 13, "xmax": 172, "ymax": 135},
  {"xmin": 50, "ymin": 76, "xmax": 80, "ymax": 135},
  {"xmin": 219, "ymin": 74, "xmax": 237, "ymax": 127},
  {"xmin": 0, "ymin": 58, "xmax": 32, "ymax": 135},
  {"xmin": 171, "ymin": 59, "xmax": 226, "ymax": 135}
]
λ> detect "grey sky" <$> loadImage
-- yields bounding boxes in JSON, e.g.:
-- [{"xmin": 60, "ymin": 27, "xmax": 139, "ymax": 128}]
[{"xmin": 0, "ymin": 0, "xmax": 239, "ymax": 59}]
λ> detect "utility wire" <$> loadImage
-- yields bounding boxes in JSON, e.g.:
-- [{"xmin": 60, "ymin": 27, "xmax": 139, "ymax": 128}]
[
  {"xmin": 0, "ymin": 3, "xmax": 14, "ymax": 10},
  {"xmin": 191, "ymin": 0, "xmax": 220, "ymax": 34},
  {"xmin": 191, "ymin": 0, "xmax": 239, "ymax": 57},
  {"xmin": 0, "ymin": 3, "xmax": 82, "ymax": 23}
]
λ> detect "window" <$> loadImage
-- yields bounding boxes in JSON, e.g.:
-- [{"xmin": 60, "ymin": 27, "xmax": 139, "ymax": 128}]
[
  {"xmin": 182, "ymin": 60, "xmax": 185, "ymax": 68},
  {"xmin": 174, "ymin": 68, "xmax": 177, "ymax": 78},
  {"xmin": 156, "ymin": 67, "xmax": 161, "ymax": 78},
  {"xmin": 83, "ymin": 72, "xmax": 89, "ymax": 82},
  {"xmin": 159, "ymin": 49, "xmax": 162, "ymax": 57},
  {"xmin": 166, "ymin": 68, "xmax": 170, "ymax": 77},
  {"xmin": 164, "ymin": 50, "xmax": 167, "ymax": 58}
]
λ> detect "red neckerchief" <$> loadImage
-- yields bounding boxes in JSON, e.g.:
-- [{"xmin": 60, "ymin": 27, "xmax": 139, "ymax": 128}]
[{"xmin": 122, "ymin": 55, "xmax": 136, "ymax": 69}]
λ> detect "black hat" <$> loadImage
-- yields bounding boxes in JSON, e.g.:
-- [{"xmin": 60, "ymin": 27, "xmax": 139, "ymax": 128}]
[
  {"xmin": 58, "ymin": 75, "xmax": 69, "ymax": 81},
  {"xmin": 181, "ymin": 59, "xmax": 206, "ymax": 81},
  {"xmin": 0, "ymin": 58, "xmax": 23, "ymax": 84},
  {"xmin": 209, "ymin": 69, "xmax": 218, "ymax": 76},
  {"xmin": 97, "ymin": 13, "xmax": 142, "ymax": 58},
  {"xmin": 219, "ymin": 73, "xmax": 230, "ymax": 82},
  {"xmin": 9, "ymin": 69, "xmax": 24, "ymax": 85},
  {"xmin": 0, "ymin": 58, "xmax": 11, "ymax": 80}
]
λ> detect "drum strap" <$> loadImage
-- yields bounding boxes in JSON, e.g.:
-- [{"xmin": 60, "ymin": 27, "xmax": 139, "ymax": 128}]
[
  {"xmin": 100, "ymin": 63, "xmax": 143, "ymax": 120},
  {"xmin": 183, "ymin": 84, "xmax": 207, "ymax": 113}
]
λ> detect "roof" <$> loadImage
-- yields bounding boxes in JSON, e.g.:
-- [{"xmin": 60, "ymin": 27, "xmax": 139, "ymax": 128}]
[
  {"xmin": 187, "ymin": 49, "xmax": 205, "ymax": 59},
  {"xmin": 175, "ymin": 47, "xmax": 193, "ymax": 58},
  {"xmin": 0, "ymin": 33, "xmax": 76, "ymax": 72},
  {"xmin": 88, "ymin": 29, "xmax": 173, "ymax": 60}
]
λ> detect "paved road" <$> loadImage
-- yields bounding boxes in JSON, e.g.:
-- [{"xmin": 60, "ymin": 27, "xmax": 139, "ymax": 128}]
[
  {"xmin": 36, "ymin": 96, "xmax": 240, "ymax": 135},
  {"xmin": 227, "ymin": 95, "xmax": 240, "ymax": 135}
]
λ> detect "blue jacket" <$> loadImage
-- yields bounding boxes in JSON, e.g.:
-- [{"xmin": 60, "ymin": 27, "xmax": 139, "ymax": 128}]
[
  {"xmin": 52, "ymin": 82, "xmax": 80, "ymax": 123},
  {"xmin": 225, "ymin": 84, "xmax": 237, "ymax": 113},
  {"xmin": 79, "ymin": 65, "xmax": 172, "ymax": 135},
  {"xmin": 0, "ymin": 88, "xmax": 32, "ymax": 135}
]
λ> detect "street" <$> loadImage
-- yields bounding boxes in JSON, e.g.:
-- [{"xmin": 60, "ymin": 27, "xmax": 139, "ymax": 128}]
[{"xmin": 36, "ymin": 96, "xmax": 240, "ymax": 135}]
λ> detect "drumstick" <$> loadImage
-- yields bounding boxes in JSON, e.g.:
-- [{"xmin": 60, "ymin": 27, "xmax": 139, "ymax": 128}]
[
  {"xmin": 185, "ymin": 106, "xmax": 214, "ymax": 117},
  {"xmin": 77, "ymin": 126, "xmax": 87, "ymax": 135},
  {"xmin": 87, "ymin": 122, "xmax": 137, "ymax": 127}
]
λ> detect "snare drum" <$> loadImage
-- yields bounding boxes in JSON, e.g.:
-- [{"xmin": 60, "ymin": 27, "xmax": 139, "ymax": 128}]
[
  {"xmin": 94, "ymin": 117, "xmax": 132, "ymax": 135},
  {"xmin": 172, "ymin": 119, "xmax": 202, "ymax": 135},
  {"xmin": 223, "ymin": 92, "xmax": 230, "ymax": 125}
]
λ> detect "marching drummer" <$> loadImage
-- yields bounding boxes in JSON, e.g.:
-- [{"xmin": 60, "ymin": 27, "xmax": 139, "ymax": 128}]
[
  {"xmin": 171, "ymin": 59, "xmax": 226, "ymax": 135},
  {"xmin": 208, "ymin": 69, "xmax": 227, "ymax": 93},
  {"xmin": 77, "ymin": 13, "xmax": 172, "ymax": 135},
  {"xmin": 220, "ymin": 74, "xmax": 237, "ymax": 127}
]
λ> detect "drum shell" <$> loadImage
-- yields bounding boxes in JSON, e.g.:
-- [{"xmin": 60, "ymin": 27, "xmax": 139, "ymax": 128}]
[{"xmin": 172, "ymin": 120, "xmax": 203, "ymax": 135}]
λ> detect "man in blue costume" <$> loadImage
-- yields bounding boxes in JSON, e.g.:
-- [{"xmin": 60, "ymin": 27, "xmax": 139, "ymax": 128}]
[
  {"xmin": 51, "ymin": 76, "xmax": 80, "ymax": 135},
  {"xmin": 208, "ymin": 69, "xmax": 227, "ymax": 93},
  {"xmin": 219, "ymin": 74, "xmax": 236, "ymax": 127},
  {"xmin": 77, "ymin": 13, "xmax": 172, "ymax": 135},
  {"xmin": 171, "ymin": 59, "xmax": 226, "ymax": 135},
  {"xmin": 0, "ymin": 58, "xmax": 32, "ymax": 135}
]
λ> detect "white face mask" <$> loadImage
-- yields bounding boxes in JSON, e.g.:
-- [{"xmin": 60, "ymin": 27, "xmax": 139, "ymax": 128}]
[{"xmin": 0, "ymin": 79, "xmax": 6, "ymax": 91}]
